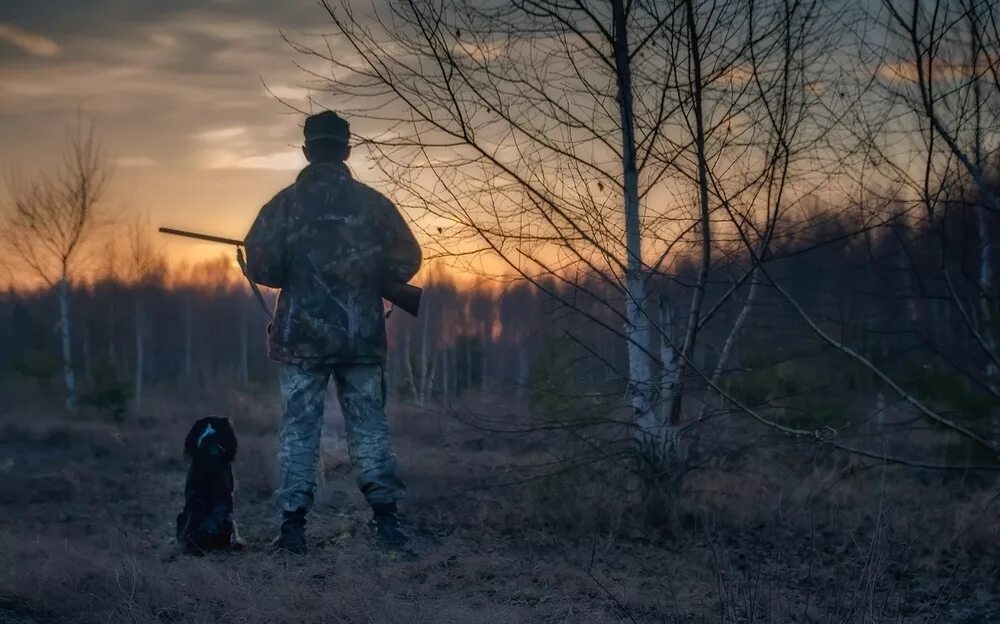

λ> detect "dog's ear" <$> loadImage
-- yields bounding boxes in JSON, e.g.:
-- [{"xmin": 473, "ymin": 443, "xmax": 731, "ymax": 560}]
[
  {"xmin": 215, "ymin": 417, "xmax": 238, "ymax": 461},
  {"xmin": 184, "ymin": 418, "xmax": 208, "ymax": 458}
]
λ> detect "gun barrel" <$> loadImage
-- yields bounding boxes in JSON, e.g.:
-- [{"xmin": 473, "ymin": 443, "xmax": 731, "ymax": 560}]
[
  {"xmin": 159, "ymin": 227, "xmax": 244, "ymax": 246},
  {"xmin": 160, "ymin": 226, "xmax": 422, "ymax": 317}
]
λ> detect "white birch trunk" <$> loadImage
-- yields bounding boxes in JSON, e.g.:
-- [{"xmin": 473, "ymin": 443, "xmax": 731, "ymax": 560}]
[
  {"xmin": 419, "ymin": 303, "xmax": 430, "ymax": 405},
  {"xmin": 404, "ymin": 324, "xmax": 419, "ymax": 400},
  {"xmin": 665, "ymin": 0, "xmax": 713, "ymax": 441},
  {"xmin": 977, "ymin": 208, "xmax": 999, "ymax": 447},
  {"xmin": 82, "ymin": 320, "xmax": 92, "ymax": 384},
  {"xmin": 465, "ymin": 338, "xmax": 473, "ymax": 393},
  {"xmin": 442, "ymin": 344, "xmax": 450, "ymax": 403},
  {"xmin": 481, "ymin": 321, "xmax": 489, "ymax": 391},
  {"xmin": 613, "ymin": 0, "xmax": 660, "ymax": 458},
  {"xmin": 239, "ymin": 299, "xmax": 249, "ymax": 386},
  {"xmin": 977, "ymin": 209, "xmax": 997, "ymax": 374},
  {"xmin": 873, "ymin": 391, "xmax": 887, "ymax": 432},
  {"xmin": 658, "ymin": 295, "xmax": 680, "ymax": 457},
  {"xmin": 184, "ymin": 292, "xmax": 193, "ymax": 380},
  {"xmin": 58, "ymin": 275, "xmax": 77, "ymax": 412},
  {"xmin": 424, "ymin": 357, "xmax": 437, "ymax": 405},
  {"xmin": 697, "ymin": 270, "xmax": 759, "ymax": 421},
  {"xmin": 134, "ymin": 295, "xmax": 144, "ymax": 407},
  {"xmin": 900, "ymin": 250, "xmax": 919, "ymax": 324},
  {"xmin": 435, "ymin": 349, "xmax": 443, "ymax": 403},
  {"xmin": 517, "ymin": 344, "xmax": 529, "ymax": 399}
]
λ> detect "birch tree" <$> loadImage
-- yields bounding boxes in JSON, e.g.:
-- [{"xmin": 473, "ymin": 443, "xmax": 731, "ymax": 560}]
[
  {"xmin": 124, "ymin": 218, "xmax": 167, "ymax": 407},
  {"xmin": 854, "ymin": 0, "xmax": 1000, "ymax": 447},
  {"xmin": 0, "ymin": 121, "xmax": 108, "ymax": 411},
  {"xmin": 298, "ymin": 0, "xmax": 834, "ymax": 494},
  {"xmin": 690, "ymin": 0, "xmax": 1000, "ymax": 464}
]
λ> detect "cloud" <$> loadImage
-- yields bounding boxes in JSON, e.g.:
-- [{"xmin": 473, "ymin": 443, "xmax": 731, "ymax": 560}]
[
  {"xmin": 117, "ymin": 156, "xmax": 156, "ymax": 167},
  {"xmin": 193, "ymin": 126, "xmax": 248, "ymax": 142},
  {"xmin": 0, "ymin": 60, "xmax": 248, "ymax": 114},
  {"xmin": 0, "ymin": 7, "xmax": 338, "ymax": 180},
  {"xmin": 199, "ymin": 148, "xmax": 304, "ymax": 171},
  {"xmin": 0, "ymin": 23, "xmax": 60, "ymax": 57},
  {"xmin": 721, "ymin": 65, "xmax": 753, "ymax": 86},
  {"xmin": 452, "ymin": 39, "xmax": 507, "ymax": 62},
  {"xmin": 150, "ymin": 33, "xmax": 177, "ymax": 47},
  {"xmin": 233, "ymin": 151, "xmax": 305, "ymax": 171},
  {"xmin": 265, "ymin": 84, "xmax": 311, "ymax": 102},
  {"xmin": 875, "ymin": 58, "xmax": 986, "ymax": 84}
]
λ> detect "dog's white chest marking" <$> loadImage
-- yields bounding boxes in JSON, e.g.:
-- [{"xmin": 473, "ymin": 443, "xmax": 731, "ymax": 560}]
[{"xmin": 197, "ymin": 423, "xmax": 216, "ymax": 448}]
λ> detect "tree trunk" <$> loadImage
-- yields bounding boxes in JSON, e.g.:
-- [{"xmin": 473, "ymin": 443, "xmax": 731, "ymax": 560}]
[
  {"xmin": 425, "ymin": 357, "xmax": 437, "ymax": 405},
  {"xmin": 658, "ymin": 295, "xmax": 680, "ymax": 457},
  {"xmin": 58, "ymin": 274, "xmax": 77, "ymax": 412},
  {"xmin": 481, "ymin": 321, "xmax": 489, "ymax": 391},
  {"xmin": 442, "ymin": 344, "xmax": 450, "ymax": 403},
  {"xmin": 698, "ymin": 270, "xmax": 759, "ymax": 421},
  {"xmin": 184, "ymin": 292, "xmax": 193, "ymax": 381},
  {"xmin": 976, "ymin": 208, "xmax": 999, "ymax": 446},
  {"xmin": 134, "ymin": 295, "xmax": 144, "ymax": 407},
  {"xmin": 404, "ymin": 324, "xmax": 419, "ymax": 400},
  {"xmin": 612, "ymin": 0, "xmax": 661, "ymax": 466},
  {"xmin": 517, "ymin": 344, "xmax": 529, "ymax": 399},
  {"xmin": 900, "ymin": 244, "xmax": 919, "ymax": 324},
  {"xmin": 82, "ymin": 320, "xmax": 92, "ymax": 385},
  {"xmin": 969, "ymin": 16, "xmax": 998, "ymax": 402},
  {"xmin": 873, "ymin": 391, "xmax": 887, "ymax": 432},
  {"xmin": 976, "ymin": 209, "xmax": 997, "ymax": 359},
  {"xmin": 464, "ymin": 337, "xmax": 473, "ymax": 394},
  {"xmin": 239, "ymin": 298, "xmax": 249, "ymax": 386},
  {"xmin": 419, "ymin": 298, "xmax": 430, "ymax": 404},
  {"xmin": 666, "ymin": 0, "xmax": 713, "ymax": 432}
]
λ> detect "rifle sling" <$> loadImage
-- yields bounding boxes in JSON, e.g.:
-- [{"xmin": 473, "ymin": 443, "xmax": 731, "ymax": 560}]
[
  {"xmin": 235, "ymin": 247, "xmax": 274, "ymax": 320},
  {"xmin": 235, "ymin": 247, "xmax": 396, "ymax": 321}
]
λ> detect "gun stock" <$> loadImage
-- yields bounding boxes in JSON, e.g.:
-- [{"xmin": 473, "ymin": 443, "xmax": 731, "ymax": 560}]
[
  {"xmin": 381, "ymin": 282, "xmax": 422, "ymax": 317},
  {"xmin": 159, "ymin": 226, "xmax": 423, "ymax": 317}
]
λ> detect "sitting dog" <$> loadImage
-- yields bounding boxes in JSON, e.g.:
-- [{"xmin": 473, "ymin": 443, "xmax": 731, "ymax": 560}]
[{"xmin": 176, "ymin": 416, "xmax": 243, "ymax": 554}]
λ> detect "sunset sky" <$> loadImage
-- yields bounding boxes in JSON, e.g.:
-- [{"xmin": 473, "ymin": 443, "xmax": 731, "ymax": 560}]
[
  {"xmin": 0, "ymin": 1, "xmax": 400, "ymax": 267},
  {"xmin": 0, "ymin": 1, "xmax": 928, "ymax": 288}
]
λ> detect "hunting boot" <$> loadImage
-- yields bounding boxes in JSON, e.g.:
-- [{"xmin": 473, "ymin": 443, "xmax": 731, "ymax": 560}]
[
  {"xmin": 371, "ymin": 502, "xmax": 409, "ymax": 551},
  {"xmin": 271, "ymin": 508, "xmax": 307, "ymax": 555}
]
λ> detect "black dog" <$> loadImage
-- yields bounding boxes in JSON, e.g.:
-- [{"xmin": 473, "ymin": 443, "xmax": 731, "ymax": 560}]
[{"xmin": 176, "ymin": 417, "xmax": 243, "ymax": 554}]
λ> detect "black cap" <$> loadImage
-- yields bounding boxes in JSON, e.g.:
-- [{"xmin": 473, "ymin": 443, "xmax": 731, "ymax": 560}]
[{"xmin": 304, "ymin": 110, "xmax": 350, "ymax": 145}]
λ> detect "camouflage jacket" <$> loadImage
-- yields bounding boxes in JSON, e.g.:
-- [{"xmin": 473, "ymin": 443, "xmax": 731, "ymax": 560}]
[{"xmin": 244, "ymin": 162, "xmax": 421, "ymax": 365}]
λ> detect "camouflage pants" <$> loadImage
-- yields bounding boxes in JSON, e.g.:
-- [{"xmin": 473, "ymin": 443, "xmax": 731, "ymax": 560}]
[{"xmin": 275, "ymin": 363, "xmax": 405, "ymax": 513}]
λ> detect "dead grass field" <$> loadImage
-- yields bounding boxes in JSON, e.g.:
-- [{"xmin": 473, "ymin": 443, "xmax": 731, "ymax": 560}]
[{"xmin": 0, "ymin": 389, "xmax": 998, "ymax": 624}]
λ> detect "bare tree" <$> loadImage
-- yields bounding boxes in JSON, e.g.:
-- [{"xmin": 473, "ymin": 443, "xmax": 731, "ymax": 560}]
[
  {"xmin": 881, "ymin": 0, "xmax": 1000, "ymax": 213},
  {"xmin": 848, "ymin": 0, "xmax": 1000, "ymax": 450},
  {"xmin": 289, "ymin": 0, "xmax": 840, "ymax": 500},
  {"xmin": 124, "ymin": 217, "xmax": 167, "ymax": 407},
  {"xmin": 1, "ymin": 121, "xmax": 109, "ymax": 411}
]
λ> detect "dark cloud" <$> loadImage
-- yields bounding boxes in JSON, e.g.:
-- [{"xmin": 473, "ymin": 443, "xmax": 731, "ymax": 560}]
[
  {"xmin": 0, "ymin": 2, "xmax": 341, "ymax": 157},
  {"xmin": 0, "ymin": 1, "xmax": 360, "ymax": 250},
  {"xmin": 0, "ymin": 0, "xmax": 319, "ymax": 39}
]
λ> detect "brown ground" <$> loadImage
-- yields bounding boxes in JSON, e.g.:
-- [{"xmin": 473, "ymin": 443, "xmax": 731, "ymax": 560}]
[{"xmin": 0, "ymin": 390, "xmax": 998, "ymax": 624}]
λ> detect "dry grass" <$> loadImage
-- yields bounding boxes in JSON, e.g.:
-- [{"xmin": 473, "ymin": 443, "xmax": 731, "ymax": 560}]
[{"xmin": 0, "ymin": 388, "xmax": 998, "ymax": 623}]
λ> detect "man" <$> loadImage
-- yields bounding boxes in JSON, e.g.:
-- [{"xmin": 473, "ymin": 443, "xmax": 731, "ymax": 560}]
[{"xmin": 243, "ymin": 110, "xmax": 421, "ymax": 555}]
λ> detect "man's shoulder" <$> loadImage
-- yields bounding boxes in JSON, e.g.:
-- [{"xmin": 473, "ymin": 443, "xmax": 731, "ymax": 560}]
[
  {"xmin": 290, "ymin": 163, "xmax": 395, "ymax": 212},
  {"xmin": 264, "ymin": 182, "xmax": 297, "ymax": 208},
  {"xmin": 348, "ymin": 178, "xmax": 393, "ymax": 208}
]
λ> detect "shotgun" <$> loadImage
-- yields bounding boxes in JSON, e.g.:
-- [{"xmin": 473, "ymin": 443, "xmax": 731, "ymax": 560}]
[{"xmin": 158, "ymin": 227, "xmax": 422, "ymax": 317}]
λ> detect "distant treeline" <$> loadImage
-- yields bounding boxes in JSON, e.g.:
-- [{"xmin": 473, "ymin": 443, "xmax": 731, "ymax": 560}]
[{"xmin": 0, "ymin": 201, "xmax": 996, "ymax": 439}]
